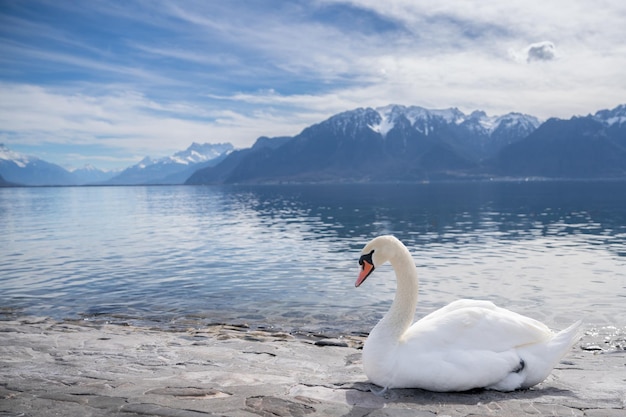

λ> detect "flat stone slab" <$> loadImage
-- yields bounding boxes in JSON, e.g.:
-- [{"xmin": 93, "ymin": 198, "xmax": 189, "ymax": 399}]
[{"xmin": 0, "ymin": 317, "xmax": 624, "ymax": 416}]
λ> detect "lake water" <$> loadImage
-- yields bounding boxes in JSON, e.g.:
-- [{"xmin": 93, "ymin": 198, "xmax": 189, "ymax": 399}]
[{"xmin": 1, "ymin": 181, "xmax": 625, "ymax": 336}]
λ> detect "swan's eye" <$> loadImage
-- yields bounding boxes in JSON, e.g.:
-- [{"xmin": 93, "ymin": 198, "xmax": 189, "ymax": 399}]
[{"xmin": 359, "ymin": 250, "xmax": 375, "ymax": 267}]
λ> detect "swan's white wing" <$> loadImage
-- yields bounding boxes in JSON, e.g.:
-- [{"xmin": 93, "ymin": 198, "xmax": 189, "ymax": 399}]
[{"xmin": 403, "ymin": 299, "xmax": 553, "ymax": 352}]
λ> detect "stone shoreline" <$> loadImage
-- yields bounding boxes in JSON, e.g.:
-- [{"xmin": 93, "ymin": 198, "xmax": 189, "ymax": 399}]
[{"xmin": 0, "ymin": 317, "xmax": 624, "ymax": 416}]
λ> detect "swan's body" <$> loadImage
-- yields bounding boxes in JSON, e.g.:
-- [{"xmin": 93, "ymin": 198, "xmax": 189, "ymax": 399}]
[{"xmin": 356, "ymin": 235, "xmax": 581, "ymax": 392}]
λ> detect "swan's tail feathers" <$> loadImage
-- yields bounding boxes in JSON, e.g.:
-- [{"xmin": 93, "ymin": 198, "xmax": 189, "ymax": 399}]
[
  {"xmin": 544, "ymin": 320, "xmax": 583, "ymax": 367},
  {"xmin": 553, "ymin": 320, "xmax": 583, "ymax": 352},
  {"xmin": 520, "ymin": 320, "xmax": 583, "ymax": 389}
]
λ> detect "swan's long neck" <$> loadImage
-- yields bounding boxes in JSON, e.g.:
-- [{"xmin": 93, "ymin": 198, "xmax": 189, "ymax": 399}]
[{"xmin": 372, "ymin": 243, "xmax": 419, "ymax": 342}]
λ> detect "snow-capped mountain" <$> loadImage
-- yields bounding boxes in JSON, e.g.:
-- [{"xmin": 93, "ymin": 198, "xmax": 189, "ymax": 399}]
[
  {"xmin": 171, "ymin": 142, "xmax": 233, "ymax": 164},
  {"xmin": 106, "ymin": 142, "xmax": 233, "ymax": 185},
  {"xmin": 594, "ymin": 104, "xmax": 626, "ymax": 127},
  {"xmin": 188, "ymin": 103, "xmax": 626, "ymax": 184},
  {"xmin": 366, "ymin": 105, "xmax": 540, "ymax": 158},
  {"xmin": 299, "ymin": 105, "xmax": 539, "ymax": 161},
  {"xmin": 70, "ymin": 165, "xmax": 118, "ymax": 184},
  {"xmin": 0, "ymin": 144, "xmax": 32, "ymax": 168},
  {"xmin": 370, "ymin": 105, "xmax": 465, "ymax": 136},
  {"xmin": 0, "ymin": 142, "xmax": 233, "ymax": 186},
  {"xmin": 0, "ymin": 144, "xmax": 78, "ymax": 186},
  {"xmin": 190, "ymin": 105, "xmax": 532, "ymax": 184},
  {"xmin": 367, "ymin": 105, "xmax": 538, "ymax": 137}
]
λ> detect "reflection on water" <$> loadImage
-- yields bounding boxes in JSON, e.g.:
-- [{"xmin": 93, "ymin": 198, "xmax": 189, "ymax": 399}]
[{"xmin": 1, "ymin": 181, "xmax": 625, "ymax": 335}]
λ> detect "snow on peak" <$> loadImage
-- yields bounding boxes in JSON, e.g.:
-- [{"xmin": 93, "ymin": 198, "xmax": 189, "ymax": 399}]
[
  {"xmin": 426, "ymin": 107, "xmax": 465, "ymax": 124},
  {"xmin": 134, "ymin": 143, "xmax": 234, "ymax": 168},
  {"xmin": 467, "ymin": 110, "xmax": 497, "ymax": 131},
  {"xmin": 171, "ymin": 142, "xmax": 233, "ymax": 165},
  {"xmin": 369, "ymin": 105, "xmax": 399, "ymax": 136},
  {"xmin": 367, "ymin": 105, "xmax": 540, "ymax": 137},
  {"xmin": 594, "ymin": 104, "xmax": 626, "ymax": 126},
  {"xmin": 607, "ymin": 116, "xmax": 626, "ymax": 126},
  {"xmin": 492, "ymin": 112, "xmax": 541, "ymax": 132},
  {"xmin": 370, "ymin": 105, "xmax": 471, "ymax": 137},
  {"xmin": 70, "ymin": 164, "xmax": 109, "ymax": 173},
  {"xmin": 137, "ymin": 156, "xmax": 155, "ymax": 169},
  {"xmin": 370, "ymin": 105, "xmax": 435, "ymax": 136},
  {"xmin": 0, "ymin": 143, "xmax": 37, "ymax": 168}
]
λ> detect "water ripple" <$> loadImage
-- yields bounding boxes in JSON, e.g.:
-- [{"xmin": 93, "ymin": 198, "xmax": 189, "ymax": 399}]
[{"xmin": 1, "ymin": 181, "xmax": 625, "ymax": 334}]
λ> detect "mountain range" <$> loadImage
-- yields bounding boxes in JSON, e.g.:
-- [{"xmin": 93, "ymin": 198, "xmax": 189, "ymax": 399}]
[
  {"xmin": 187, "ymin": 104, "xmax": 626, "ymax": 184},
  {"xmin": 104, "ymin": 142, "xmax": 233, "ymax": 185},
  {"xmin": 0, "ymin": 142, "xmax": 233, "ymax": 186},
  {"xmin": 2, "ymin": 104, "xmax": 625, "ymax": 186},
  {"xmin": 1, "ymin": 144, "xmax": 83, "ymax": 186}
]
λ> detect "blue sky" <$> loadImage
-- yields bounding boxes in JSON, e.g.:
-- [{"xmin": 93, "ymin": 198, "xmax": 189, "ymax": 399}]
[{"xmin": 1, "ymin": 0, "xmax": 625, "ymax": 170}]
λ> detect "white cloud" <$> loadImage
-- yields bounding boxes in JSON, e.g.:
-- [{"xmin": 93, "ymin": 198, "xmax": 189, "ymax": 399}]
[
  {"xmin": 509, "ymin": 41, "xmax": 557, "ymax": 63},
  {"xmin": 526, "ymin": 42, "xmax": 556, "ymax": 62}
]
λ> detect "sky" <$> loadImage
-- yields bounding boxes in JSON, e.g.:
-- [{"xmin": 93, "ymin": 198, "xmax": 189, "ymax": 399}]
[{"xmin": 1, "ymin": 0, "xmax": 625, "ymax": 171}]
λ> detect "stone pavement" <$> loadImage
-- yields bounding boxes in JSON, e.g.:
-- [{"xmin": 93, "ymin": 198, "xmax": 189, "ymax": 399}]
[{"xmin": 0, "ymin": 317, "xmax": 624, "ymax": 416}]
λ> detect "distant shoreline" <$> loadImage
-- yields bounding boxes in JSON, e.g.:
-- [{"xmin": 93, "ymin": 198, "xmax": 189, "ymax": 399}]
[{"xmin": 3, "ymin": 176, "xmax": 626, "ymax": 188}]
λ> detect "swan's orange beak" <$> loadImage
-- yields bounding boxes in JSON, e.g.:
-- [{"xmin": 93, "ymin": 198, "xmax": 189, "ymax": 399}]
[{"xmin": 355, "ymin": 260, "xmax": 374, "ymax": 287}]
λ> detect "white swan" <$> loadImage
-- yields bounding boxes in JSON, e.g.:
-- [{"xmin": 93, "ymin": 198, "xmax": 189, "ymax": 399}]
[{"xmin": 355, "ymin": 235, "xmax": 582, "ymax": 392}]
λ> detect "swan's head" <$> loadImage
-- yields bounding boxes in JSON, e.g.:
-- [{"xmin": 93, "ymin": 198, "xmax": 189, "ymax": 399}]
[{"xmin": 355, "ymin": 235, "xmax": 402, "ymax": 287}]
